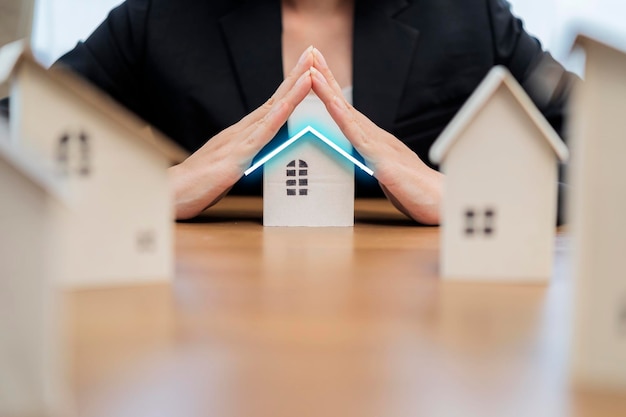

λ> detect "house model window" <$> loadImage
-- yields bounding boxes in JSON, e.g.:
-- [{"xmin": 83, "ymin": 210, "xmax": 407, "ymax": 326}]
[
  {"xmin": 464, "ymin": 207, "xmax": 496, "ymax": 237},
  {"xmin": 286, "ymin": 159, "xmax": 308, "ymax": 196},
  {"xmin": 57, "ymin": 131, "xmax": 90, "ymax": 177},
  {"xmin": 136, "ymin": 229, "xmax": 156, "ymax": 253}
]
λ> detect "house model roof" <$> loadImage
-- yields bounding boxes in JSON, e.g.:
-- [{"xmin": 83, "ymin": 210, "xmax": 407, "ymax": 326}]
[
  {"xmin": 0, "ymin": 40, "xmax": 188, "ymax": 164},
  {"xmin": 429, "ymin": 66, "xmax": 569, "ymax": 164},
  {"xmin": 569, "ymin": 24, "xmax": 626, "ymax": 56},
  {"xmin": 244, "ymin": 125, "xmax": 374, "ymax": 176},
  {"xmin": 0, "ymin": 121, "xmax": 65, "ymax": 198}
]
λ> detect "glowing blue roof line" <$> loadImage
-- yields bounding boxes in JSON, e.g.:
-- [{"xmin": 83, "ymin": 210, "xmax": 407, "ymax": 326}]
[{"xmin": 244, "ymin": 126, "xmax": 374, "ymax": 176}]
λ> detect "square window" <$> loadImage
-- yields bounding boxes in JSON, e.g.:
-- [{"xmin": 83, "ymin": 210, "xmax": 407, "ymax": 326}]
[
  {"xmin": 286, "ymin": 179, "xmax": 297, "ymax": 186},
  {"xmin": 287, "ymin": 189, "xmax": 296, "ymax": 196},
  {"xmin": 299, "ymin": 179, "xmax": 308, "ymax": 186},
  {"xmin": 299, "ymin": 189, "xmax": 308, "ymax": 196},
  {"xmin": 287, "ymin": 170, "xmax": 296, "ymax": 176},
  {"xmin": 299, "ymin": 169, "xmax": 308, "ymax": 176}
]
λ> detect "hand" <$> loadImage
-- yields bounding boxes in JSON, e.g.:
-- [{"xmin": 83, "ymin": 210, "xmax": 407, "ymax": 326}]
[
  {"xmin": 310, "ymin": 48, "xmax": 442, "ymax": 225},
  {"xmin": 169, "ymin": 47, "xmax": 315, "ymax": 219}
]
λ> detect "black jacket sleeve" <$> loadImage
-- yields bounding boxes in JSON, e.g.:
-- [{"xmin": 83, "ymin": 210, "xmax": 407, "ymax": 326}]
[
  {"xmin": 0, "ymin": 97, "xmax": 8, "ymax": 119},
  {"xmin": 54, "ymin": 0, "xmax": 151, "ymax": 122},
  {"xmin": 487, "ymin": 0, "xmax": 575, "ymax": 136},
  {"xmin": 487, "ymin": 0, "xmax": 573, "ymax": 225}
]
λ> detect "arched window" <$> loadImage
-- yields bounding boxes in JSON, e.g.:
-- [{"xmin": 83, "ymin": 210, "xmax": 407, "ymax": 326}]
[
  {"xmin": 286, "ymin": 159, "xmax": 308, "ymax": 196},
  {"xmin": 56, "ymin": 130, "xmax": 90, "ymax": 177}
]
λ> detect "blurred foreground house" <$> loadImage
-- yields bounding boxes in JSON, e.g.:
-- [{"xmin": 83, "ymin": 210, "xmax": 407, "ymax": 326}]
[
  {"xmin": 0, "ymin": 125, "xmax": 67, "ymax": 417},
  {"xmin": 568, "ymin": 32, "xmax": 626, "ymax": 390},
  {"xmin": 0, "ymin": 40, "xmax": 188, "ymax": 287}
]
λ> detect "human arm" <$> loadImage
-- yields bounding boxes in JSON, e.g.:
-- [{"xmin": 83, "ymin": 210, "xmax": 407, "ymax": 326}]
[
  {"xmin": 488, "ymin": 0, "xmax": 575, "ymax": 225},
  {"xmin": 487, "ymin": 0, "xmax": 574, "ymax": 135},
  {"xmin": 311, "ymin": 49, "xmax": 442, "ymax": 225},
  {"xmin": 53, "ymin": 0, "xmax": 152, "ymax": 121},
  {"xmin": 170, "ymin": 47, "xmax": 314, "ymax": 219}
]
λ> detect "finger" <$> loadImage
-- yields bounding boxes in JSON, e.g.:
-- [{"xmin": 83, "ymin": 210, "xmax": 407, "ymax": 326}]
[
  {"xmin": 240, "ymin": 68, "xmax": 312, "ymax": 152},
  {"xmin": 273, "ymin": 45, "xmax": 315, "ymax": 103},
  {"xmin": 310, "ymin": 66, "xmax": 370, "ymax": 149},
  {"xmin": 312, "ymin": 48, "xmax": 345, "ymax": 98},
  {"xmin": 237, "ymin": 46, "xmax": 314, "ymax": 129}
]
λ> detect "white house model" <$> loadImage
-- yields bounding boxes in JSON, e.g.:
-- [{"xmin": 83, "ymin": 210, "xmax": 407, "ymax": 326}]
[
  {"xmin": 0, "ymin": 40, "xmax": 188, "ymax": 287},
  {"xmin": 0, "ymin": 126, "xmax": 67, "ymax": 417},
  {"xmin": 429, "ymin": 66, "xmax": 568, "ymax": 282},
  {"xmin": 245, "ymin": 125, "xmax": 373, "ymax": 227},
  {"xmin": 568, "ymin": 33, "xmax": 626, "ymax": 390}
]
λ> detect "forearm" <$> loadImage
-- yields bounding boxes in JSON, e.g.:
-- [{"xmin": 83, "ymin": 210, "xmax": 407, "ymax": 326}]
[
  {"xmin": 168, "ymin": 163, "xmax": 234, "ymax": 220},
  {"xmin": 378, "ymin": 164, "xmax": 443, "ymax": 225}
]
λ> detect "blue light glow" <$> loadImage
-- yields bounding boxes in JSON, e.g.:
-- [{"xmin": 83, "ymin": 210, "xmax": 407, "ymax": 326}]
[{"xmin": 244, "ymin": 126, "xmax": 374, "ymax": 177}]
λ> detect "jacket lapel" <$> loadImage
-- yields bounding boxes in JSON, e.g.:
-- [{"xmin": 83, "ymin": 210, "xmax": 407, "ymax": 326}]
[
  {"xmin": 219, "ymin": 0, "xmax": 283, "ymax": 113},
  {"xmin": 219, "ymin": 0, "xmax": 420, "ymax": 132},
  {"xmin": 353, "ymin": 0, "xmax": 420, "ymax": 132}
]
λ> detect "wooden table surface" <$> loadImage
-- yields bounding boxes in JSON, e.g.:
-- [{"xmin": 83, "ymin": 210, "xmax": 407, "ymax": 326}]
[{"xmin": 66, "ymin": 197, "xmax": 626, "ymax": 417}]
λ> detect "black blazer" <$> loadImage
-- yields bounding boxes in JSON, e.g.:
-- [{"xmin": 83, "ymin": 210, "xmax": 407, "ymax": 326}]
[{"xmin": 2, "ymin": 0, "xmax": 572, "ymax": 196}]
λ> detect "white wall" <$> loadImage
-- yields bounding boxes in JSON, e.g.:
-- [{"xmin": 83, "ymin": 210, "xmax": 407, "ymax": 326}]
[
  {"xmin": 32, "ymin": 0, "xmax": 121, "ymax": 65},
  {"xmin": 509, "ymin": 0, "xmax": 626, "ymax": 71}
]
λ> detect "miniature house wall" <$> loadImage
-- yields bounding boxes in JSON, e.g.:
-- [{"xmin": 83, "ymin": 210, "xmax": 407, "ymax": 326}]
[
  {"xmin": 568, "ymin": 34, "xmax": 626, "ymax": 389},
  {"xmin": 246, "ymin": 125, "xmax": 372, "ymax": 227},
  {"xmin": 246, "ymin": 89, "xmax": 373, "ymax": 227},
  {"xmin": 430, "ymin": 66, "xmax": 568, "ymax": 282},
  {"xmin": 263, "ymin": 129, "xmax": 355, "ymax": 226},
  {"xmin": 0, "ymin": 42, "xmax": 188, "ymax": 287},
  {"xmin": 0, "ymin": 131, "xmax": 67, "ymax": 417}
]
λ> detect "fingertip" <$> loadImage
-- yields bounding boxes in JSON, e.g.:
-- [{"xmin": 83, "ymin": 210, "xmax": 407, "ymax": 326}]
[
  {"xmin": 297, "ymin": 45, "xmax": 314, "ymax": 66},
  {"xmin": 312, "ymin": 47, "xmax": 329, "ymax": 69},
  {"xmin": 310, "ymin": 66, "xmax": 328, "ymax": 86},
  {"xmin": 295, "ymin": 68, "xmax": 313, "ymax": 89}
]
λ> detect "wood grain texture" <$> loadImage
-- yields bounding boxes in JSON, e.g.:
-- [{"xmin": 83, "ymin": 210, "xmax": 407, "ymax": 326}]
[{"xmin": 65, "ymin": 197, "xmax": 626, "ymax": 417}]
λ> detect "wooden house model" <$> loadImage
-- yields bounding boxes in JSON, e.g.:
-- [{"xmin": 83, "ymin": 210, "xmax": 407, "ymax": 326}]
[
  {"xmin": 245, "ymin": 88, "xmax": 372, "ymax": 227},
  {"xmin": 245, "ymin": 125, "xmax": 373, "ymax": 227},
  {"xmin": 429, "ymin": 66, "xmax": 568, "ymax": 282},
  {"xmin": 568, "ymin": 32, "xmax": 626, "ymax": 390},
  {"xmin": 0, "ymin": 124, "xmax": 67, "ymax": 417},
  {"xmin": 0, "ymin": 40, "xmax": 188, "ymax": 287}
]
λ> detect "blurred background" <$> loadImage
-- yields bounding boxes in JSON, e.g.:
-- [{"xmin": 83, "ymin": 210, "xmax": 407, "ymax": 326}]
[{"xmin": 2, "ymin": 0, "xmax": 626, "ymax": 73}]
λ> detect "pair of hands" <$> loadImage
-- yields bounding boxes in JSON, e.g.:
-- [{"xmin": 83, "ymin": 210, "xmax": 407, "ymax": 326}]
[{"xmin": 169, "ymin": 47, "xmax": 442, "ymax": 224}]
